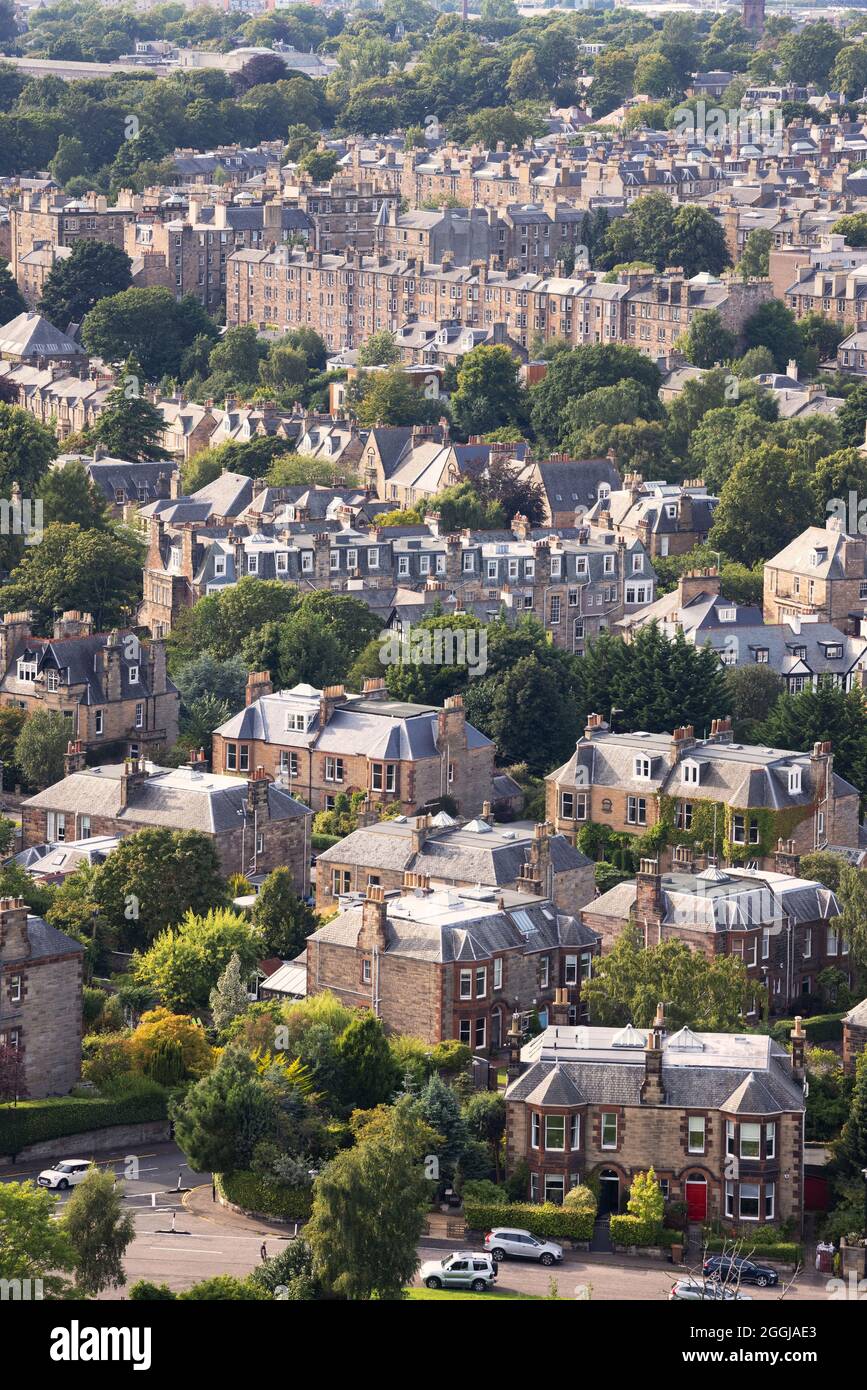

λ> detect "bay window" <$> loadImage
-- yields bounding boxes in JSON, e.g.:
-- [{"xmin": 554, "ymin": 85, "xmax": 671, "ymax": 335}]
[{"xmin": 544, "ymin": 1115, "xmax": 565, "ymax": 1151}]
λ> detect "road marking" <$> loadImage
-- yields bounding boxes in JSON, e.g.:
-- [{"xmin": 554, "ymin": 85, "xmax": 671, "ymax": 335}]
[{"xmin": 143, "ymin": 1247, "xmax": 225, "ymax": 1255}]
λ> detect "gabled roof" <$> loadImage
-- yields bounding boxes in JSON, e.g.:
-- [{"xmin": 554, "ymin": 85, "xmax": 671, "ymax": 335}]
[{"xmin": 0, "ymin": 311, "xmax": 86, "ymax": 359}]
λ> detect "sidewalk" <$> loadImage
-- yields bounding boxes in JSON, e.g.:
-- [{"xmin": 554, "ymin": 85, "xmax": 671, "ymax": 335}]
[{"xmin": 183, "ymin": 1183, "xmax": 300, "ymax": 1238}]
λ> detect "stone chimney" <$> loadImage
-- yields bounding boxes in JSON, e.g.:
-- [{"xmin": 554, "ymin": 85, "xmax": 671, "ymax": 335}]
[
  {"xmin": 668, "ymin": 724, "xmax": 696, "ymax": 766},
  {"xmin": 517, "ymin": 821, "xmax": 552, "ymax": 897},
  {"xmin": 790, "ymin": 1015, "xmax": 806, "ymax": 1081},
  {"xmin": 188, "ymin": 746, "xmax": 208, "ymax": 773},
  {"xmin": 119, "ymin": 755, "xmax": 147, "ymax": 809},
  {"xmin": 436, "ymin": 693, "xmax": 466, "ymax": 751},
  {"xmin": 0, "ymin": 897, "xmax": 31, "ymax": 963},
  {"xmin": 482, "ymin": 800, "xmax": 493, "ymax": 825},
  {"xmin": 635, "ymin": 858, "xmax": 663, "ymax": 925},
  {"xmin": 774, "ymin": 838, "xmax": 800, "ymax": 876},
  {"xmin": 357, "ymin": 883, "xmax": 388, "ymax": 953},
  {"xmin": 100, "ymin": 631, "xmax": 123, "ymax": 703},
  {"xmin": 706, "ymin": 715, "xmax": 733, "ymax": 745},
  {"xmin": 551, "ymin": 986, "xmax": 570, "ymax": 1026},
  {"xmin": 245, "ymin": 765, "xmax": 272, "ymax": 817},
  {"xmin": 506, "ymin": 1009, "xmax": 524, "ymax": 1078},
  {"xmin": 64, "ymin": 740, "xmax": 86, "ymax": 776},
  {"xmin": 677, "ymin": 568, "xmax": 720, "ymax": 608},
  {"xmin": 410, "ymin": 813, "xmax": 431, "ymax": 855},
  {"xmin": 0, "ymin": 611, "xmax": 34, "ymax": 675},
  {"xmin": 246, "ymin": 670, "xmax": 273, "ymax": 706},
  {"xmin": 511, "ymin": 513, "xmax": 530, "ymax": 540},
  {"xmin": 148, "ymin": 637, "xmax": 168, "ymax": 696},
  {"xmin": 319, "ymin": 684, "xmax": 346, "ymax": 727},
  {"xmin": 361, "ymin": 677, "xmax": 389, "ymax": 701},
  {"xmin": 52, "ymin": 611, "xmax": 93, "ymax": 640},
  {"xmin": 583, "ymin": 713, "xmax": 609, "ymax": 739},
  {"xmin": 640, "ymin": 1001, "xmax": 666, "ymax": 1104},
  {"xmin": 402, "ymin": 870, "xmax": 431, "ymax": 892}
]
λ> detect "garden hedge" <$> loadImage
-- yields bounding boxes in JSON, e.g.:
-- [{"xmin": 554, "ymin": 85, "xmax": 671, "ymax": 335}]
[
  {"xmin": 311, "ymin": 834, "xmax": 340, "ymax": 852},
  {"xmin": 704, "ymin": 1236, "xmax": 802, "ymax": 1264},
  {"xmin": 220, "ymin": 1171, "xmax": 313, "ymax": 1222},
  {"xmin": 0, "ymin": 1090, "xmax": 167, "ymax": 1154},
  {"xmin": 770, "ymin": 1014, "xmax": 844, "ymax": 1045},
  {"xmin": 464, "ymin": 1200, "xmax": 594, "ymax": 1242},
  {"xmin": 610, "ymin": 1216, "xmax": 681, "ymax": 1248}
]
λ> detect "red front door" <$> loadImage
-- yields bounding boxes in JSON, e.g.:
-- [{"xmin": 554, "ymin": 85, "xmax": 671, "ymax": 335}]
[{"xmin": 685, "ymin": 1180, "xmax": 708, "ymax": 1221}]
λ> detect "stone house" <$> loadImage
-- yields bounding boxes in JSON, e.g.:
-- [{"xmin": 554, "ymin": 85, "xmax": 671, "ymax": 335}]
[
  {"xmin": 842, "ymin": 997, "xmax": 867, "ymax": 1075},
  {"xmin": 212, "ymin": 678, "xmax": 496, "ymax": 819},
  {"xmin": 0, "ymin": 612, "xmax": 179, "ymax": 758},
  {"xmin": 305, "ymin": 881, "xmax": 600, "ymax": 1049},
  {"xmin": 503, "ymin": 1007, "xmax": 807, "ymax": 1228},
  {"xmin": 21, "ymin": 756, "xmax": 312, "ymax": 889},
  {"xmin": 764, "ymin": 518, "xmax": 867, "ymax": 632},
  {"xmin": 0, "ymin": 896, "xmax": 84, "ymax": 1099},
  {"xmin": 584, "ymin": 476, "xmax": 718, "ymax": 561},
  {"xmin": 314, "ymin": 815, "xmax": 594, "ymax": 915},
  {"xmin": 580, "ymin": 854, "xmax": 850, "ymax": 1014},
  {"xmin": 546, "ymin": 716, "xmax": 860, "ymax": 871}
]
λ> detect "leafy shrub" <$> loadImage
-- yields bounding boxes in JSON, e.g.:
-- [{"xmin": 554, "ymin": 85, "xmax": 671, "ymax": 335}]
[
  {"xmin": 429, "ymin": 1040, "xmax": 472, "ymax": 1073},
  {"xmin": 563, "ymin": 1184, "xmax": 597, "ymax": 1218},
  {"xmin": 129, "ymin": 1281, "xmax": 177, "ymax": 1300},
  {"xmin": 464, "ymin": 1200, "xmax": 594, "ymax": 1242},
  {"xmin": 312, "ymin": 834, "xmax": 340, "ymax": 851},
  {"xmin": 461, "ymin": 1179, "xmax": 507, "ymax": 1206},
  {"xmin": 505, "ymin": 1159, "xmax": 529, "ymax": 1202},
  {"xmin": 769, "ymin": 1014, "xmax": 844, "ymax": 1045},
  {"xmin": 703, "ymin": 1235, "xmax": 802, "ymax": 1263},
  {"xmin": 83, "ymin": 986, "xmax": 109, "ymax": 1028},
  {"xmin": 219, "ymin": 1170, "xmax": 313, "ymax": 1222},
  {"xmin": 610, "ymin": 1215, "xmax": 680, "ymax": 1247}
]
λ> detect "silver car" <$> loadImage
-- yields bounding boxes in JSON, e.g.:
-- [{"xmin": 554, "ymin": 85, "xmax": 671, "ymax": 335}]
[
  {"xmin": 485, "ymin": 1227, "xmax": 563, "ymax": 1265},
  {"xmin": 670, "ymin": 1279, "xmax": 752, "ymax": 1301},
  {"xmin": 419, "ymin": 1252, "xmax": 498, "ymax": 1291}
]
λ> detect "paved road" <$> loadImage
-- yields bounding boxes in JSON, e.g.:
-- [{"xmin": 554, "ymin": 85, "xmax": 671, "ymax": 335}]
[{"xmin": 0, "ymin": 1142, "xmax": 829, "ymax": 1300}]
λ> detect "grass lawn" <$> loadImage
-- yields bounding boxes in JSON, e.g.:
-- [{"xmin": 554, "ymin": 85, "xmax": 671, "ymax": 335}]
[{"xmin": 407, "ymin": 1287, "xmax": 542, "ymax": 1301}]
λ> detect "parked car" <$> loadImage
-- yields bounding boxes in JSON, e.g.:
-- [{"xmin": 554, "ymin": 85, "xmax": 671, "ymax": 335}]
[
  {"xmin": 670, "ymin": 1278, "xmax": 752, "ymax": 1301},
  {"xmin": 484, "ymin": 1228, "xmax": 563, "ymax": 1265},
  {"xmin": 37, "ymin": 1159, "xmax": 93, "ymax": 1190},
  {"xmin": 702, "ymin": 1255, "xmax": 778, "ymax": 1288},
  {"xmin": 419, "ymin": 1253, "xmax": 498, "ymax": 1292}
]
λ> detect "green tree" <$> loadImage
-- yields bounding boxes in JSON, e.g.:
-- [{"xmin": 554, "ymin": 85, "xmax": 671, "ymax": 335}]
[
  {"xmin": 633, "ymin": 52, "xmax": 677, "ymax": 97},
  {"xmin": 173, "ymin": 653, "xmax": 248, "ymax": 710},
  {"xmin": 0, "ymin": 402, "xmax": 56, "ymax": 494},
  {"xmin": 357, "ymin": 329, "xmax": 400, "ymax": 367},
  {"xmin": 82, "ymin": 287, "xmax": 217, "ymax": 381},
  {"xmin": 582, "ymin": 922, "xmax": 753, "ymax": 1030},
  {"xmin": 709, "ymin": 444, "xmax": 812, "ymax": 567},
  {"xmin": 449, "ymin": 343, "xmax": 527, "ymax": 439},
  {"xmin": 95, "ymin": 827, "xmax": 226, "ymax": 949},
  {"xmin": 299, "ymin": 148, "xmax": 339, "ymax": 181},
  {"xmin": 93, "ymin": 356, "xmax": 171, "ymax": 460},
  {"xmin": 678, "ymin": 309, "xmax": 737, "ymax": 368},
  {"xmin": 838, "ymin": 1050, "xmax": 867, "ymax": 1179},
  {"xmin": 172, "ymin": 1048, "xmax": 276, "ymax": 1174},
  {"xmin": 354, "ymin": 368, "xmax": 441, "ymax": 427},
  {"xmin": 305, "ymin": 1096, "xmax": 430, "ymax": 1299},
  {"xmin": 798, "ymin": 312, "xmax": 845, "ymax": 377},
  {"xmin": 133, "ymin": 908, "xmax": 261, "ymax": 1012},
  {"xmin": 742, "ymin": 300, "xmax": 803, "ymax": 371},
  {"xmin": 464, "ymin": 653, "xmax": 581, "ymax": 774},
  {"xmin": 530, "ymin": 343, "xmax": 661, "ymax": 450},
  {"xmin": 62, "ymin": 1166, "xmax": 135, "ymax": 1296},
  {"xmin": 0, "ymin": 1182, "xmax": 75, "ymax": 1298},
  {"xmin": 14, "ymin": 710, "xmax": 69, "ymax": 789},
  {"xmin": 252, "ymin": 866, "xmax": 317, "ymax": 959},
  {"xmin": 209, "ymin": 952, "xmax": 250, "ymax": 1032},
  {"xmin": 1, "ymin": 523, "xmax": 143, "ymax": 631},
  {"xmin": 0, "ymin": 256, "xmax": 25, "ymax": 322},
  {"xmin": 837, "ymin": 383, "xmax": 867, "ymax": 447},
  {"xmin": 757, "ymin": 681, "xmax": 867, "ymax": 798},
  {"xmin": 336, "ymin": 1012, "xmax": 399, "ymax": 1112},
  {"xmin": 627, "ymin": 1168, "xmax": 664, "ymax": 1227},
  {"xmin": 462, "ymin": 1091, "xmax": 506, "ymax": 1182},
  {"xmin": 737, "ymin": 228, "xmax": 772, "ymax": 279},
  {"xmin": 832, "ymin": 212, "xmax": 867, "ymax": 248},
  {"xmin": 38, "ymin": 460, "xmax": 109, "ymax": 529},
  {"xmin": 836, "ymin": 863, "xmax": 867, "ymax": 978},
  {"xmin": 724, "ymin": 664, "xmax": 784, "ymax": 742},
  {"xmin": 38, "ymin": 239, "xmax": 132, "ymax": 326}
]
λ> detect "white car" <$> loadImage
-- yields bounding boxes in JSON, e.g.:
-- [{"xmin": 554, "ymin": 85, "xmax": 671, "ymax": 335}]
[
  {"xmin": 484, "ymin": 1227, "xmax": 563, "ymax": 1265},
  {"xmin": 669, "ymin": 1278, "xmax": 752, "ymax": 1301},
  {"xmin": 37, "ymin": 1159, "xmax": 93, "ymax": 1190},
  {"xmin": 419, "ymin": 1253, "xmax": 498, "ymax": 1292}
]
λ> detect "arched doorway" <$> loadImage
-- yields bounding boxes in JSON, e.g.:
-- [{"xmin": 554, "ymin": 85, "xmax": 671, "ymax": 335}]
[
  {"xmin": 685, "ymin": 1173, "xmax": 708, "ymax": 1222},
  {"xmin": 598, "ymin": 1169, "xmax": 620, "ymax": 1215}
]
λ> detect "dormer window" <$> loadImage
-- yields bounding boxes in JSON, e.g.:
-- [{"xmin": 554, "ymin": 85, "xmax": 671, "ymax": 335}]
[
  {"xmin": 247, "ymin": 554, "xmax": 258, "ymax": 574},
  {"xmin": 17, "ymin": 659, "xmax": 37, "ymax": 683},
  {"xmin": 823, "ymin": 644, "xmax": 843, "ymax": 660},
  {"xmin": 46, "ymin": 669, "xmax": 60, "ymax": 692},
  {"xmin": 718, "ymin": 607, "xmax": 736, "ymax": 623},
  {"xmin": 808, "ymin": 550, "xmax": 820, "ymax": 567},
  {"xmin": 682, "ymin": 760, "xmax": 699, "ymax": 785},
  {"xmin": 788, "ymin": 767, "xmax": 802, "ymax": 795},
  {"xmin": 129, "ymin": 665, "xmax": 139, "ymax": 684},
  {"xmin": 286, "ymin": 711, "xmax": 309, "ymax": 732},
  {"xmin": 632, "ymin": 553, "xmax": 644, "ymax": 573},
  {"xmin": 633, "ymin": 755, "xmax": 652, "ymax": 780},
  {"xmin": 276, "ymin": 552, "xmax": 288, "ymax": 573},
  {"xmin": 753, "ymin": 648, "xmax": 769, "ymax": 664}
]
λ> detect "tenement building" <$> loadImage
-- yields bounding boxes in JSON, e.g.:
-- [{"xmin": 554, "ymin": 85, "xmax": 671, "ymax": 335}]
[
  {"xmin": 304, "ymin": 881, "xmax": 600, "ymax": 1049},
  {"xmin": 504, "ymin": 1006, "xmax": 807, "ymax": 1228}
]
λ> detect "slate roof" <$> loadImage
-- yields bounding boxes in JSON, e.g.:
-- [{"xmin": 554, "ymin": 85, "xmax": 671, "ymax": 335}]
[
  {"xmin": 535, "ymin": 458, "xmax": 622, "ymax": 515},
  {"xmin": 844, "ymin": 997, "xmax": 867, "ymax": 1027},
  {"xmin": 0, "ymin": 631, "xmax": 177, "ymax": 707},
  {"xmin": 0, "ymin": 311, "xmax": 85, "ymax": 360},
  {"xmin": 23, "ymin": 914, "xmax": 85, "ymax": 961},
  {"xmin": 309, "ymin": 887, "xmax": 598, "ymax": 964},
  {"xmin": 23, "ymin": 763, "xmax": 311, "ymax": 833},
  {"xmin": 586, "ymin": 866, "xmax": 840, "ymax": 934},
  {"xmin": 506, "ymin": 1025, "xmax": 804, "ymax": 1112}
]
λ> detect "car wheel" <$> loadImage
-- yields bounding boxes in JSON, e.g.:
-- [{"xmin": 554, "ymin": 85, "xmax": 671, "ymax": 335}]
[
  {"xmin": 470, "ymin": 1279, "xmax": 487, "ymax": 1292},
  {"xmin": 490, "ymin": 1247, "xmax": 506, "ymax": 1262},
  {"xmin": 57, "ymin": 1179, "xmax": 69, "ymax": 1190},
  {"xmin": 539, "ymin": 1252, "xmax": 555, "ymax": 1266},
  {"xmin": 425, "ymin": 1277, "xmax": 442, "ymax": 1289},
  {"xmin": 755, "ymin": 1276, "xmax": 768, "ymax": 1287}
]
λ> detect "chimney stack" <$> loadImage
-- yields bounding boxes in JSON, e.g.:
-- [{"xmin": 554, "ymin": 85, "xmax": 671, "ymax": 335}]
[
  {"xmin": 790, "ymin": 1015, "xmax": 806, "ymax": 1081},
  {"xmin": 357, "ymin": 883, "xmax": 388, "ymax": 954},
  {"xmin": 246, "ymin": 671, "xmax": 273, "ymax": 706},
  {"xmin": 640, "ymin": 1001, "xmax": 666, "ymax": 1104},
  {"xmin": 64, "ymin": 739, "xmax": 86, "ymax": 776}
]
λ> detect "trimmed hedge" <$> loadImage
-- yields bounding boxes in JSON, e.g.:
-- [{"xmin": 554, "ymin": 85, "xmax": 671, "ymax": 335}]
[
  {"xmin": 464, "ymin": 1200, "xmax": 594, "ymax": 1242},
  {"xmin": 0, "ymin": 1090, "xmax": 167, "ymax": 1154},
  {"xmin": 610, "ymin": 1217, "xmax": 681, "ymax": 1248},
  {"xmin": 311, "ymin": 834, "xmax": 340, "ymax": 852},
  {"xmin": 770, "ymin": 1014, "xmax": 844, "ymax": 1045},
  {"xmin": 220, "ymin": 1171, "xmax": 313, "ymax": 1222}
]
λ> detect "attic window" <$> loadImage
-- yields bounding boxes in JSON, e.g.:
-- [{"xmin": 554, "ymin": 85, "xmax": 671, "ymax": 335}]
[
  {"xmin": 46, "ymin": 670, "xmax": 60, "ymax": 692},
  {"xmin": 286, "ymin": 711, "xmax": 308, "ymax": 732},
  {"xmin": 681, "ymin": 760, "xmax": 699, "ymax": 785},
  {"xmin": 129, "ymin": 665, "xmax": 139, "ymax": 684},
  {"xmin": 788, "ymin": 767, "xmax": 802, "ymax": 795},
  {"xmin": 633, "ymin": 755, "xmax": 652, "ymax": 780},
  {"xmin": 718, "ymin": 607, "xmax": 736, "ymax": 623},
  {"xmin": 808, "ymin": 550, "xmax": 821, "ymax": 567},
  {"xmin": 17, "ymin": 660, "xmax": 36, "ymax": 683}
]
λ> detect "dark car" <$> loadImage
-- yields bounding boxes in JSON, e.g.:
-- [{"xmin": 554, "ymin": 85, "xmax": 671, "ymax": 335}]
[{"xmin": 702, "ymin": 1255, "xmax": 779, "ymax": 1288}]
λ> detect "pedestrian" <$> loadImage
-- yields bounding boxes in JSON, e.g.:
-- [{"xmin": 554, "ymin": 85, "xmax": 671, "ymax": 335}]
[{"xmin": 260, "ymin": 1242, "xmax": 267, "ymax": 1262}]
